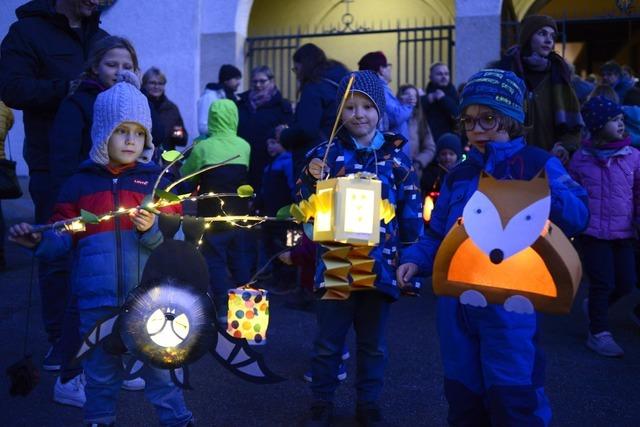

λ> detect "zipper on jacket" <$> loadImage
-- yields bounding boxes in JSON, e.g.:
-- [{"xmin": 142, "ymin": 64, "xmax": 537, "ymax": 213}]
[{"xmin": 112, "ymin": 178, "xmax": 124, "ymax": 305}]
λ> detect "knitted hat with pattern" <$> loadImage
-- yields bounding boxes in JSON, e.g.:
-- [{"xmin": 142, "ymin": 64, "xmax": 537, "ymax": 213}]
[
  {"xmin": 460, "ymin": 69, "xmax": 526, "ymax": 124},
  {"xmin": 336, "ymin": 71, "xmax": 386, "ymax": 124},
  {"xmin": 582, "ymin": 96, "xmax": 623, "ymax": 135},
  {"xmin": 89, "ymin": 71, "xmax": 154, "ymax": 165}
]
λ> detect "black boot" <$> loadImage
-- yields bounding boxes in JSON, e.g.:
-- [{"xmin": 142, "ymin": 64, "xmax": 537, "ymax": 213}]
[
  {"xmin": 356, "ymin": 401, "xmax": 383, "ymax": 426},
  {"xmin": 307, "ymin": 400, "xmax": 333, "ymax": 427}
]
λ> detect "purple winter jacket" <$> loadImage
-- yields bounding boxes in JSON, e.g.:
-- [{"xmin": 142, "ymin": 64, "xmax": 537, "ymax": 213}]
[{"xmin": 568, "ymin": 143, "xmax": 640, "ymax": 239}]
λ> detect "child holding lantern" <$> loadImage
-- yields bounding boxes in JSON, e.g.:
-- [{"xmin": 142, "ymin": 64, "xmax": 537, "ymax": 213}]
[
  {"xmin": 296, "ymin": 70, "xmax": 423, "ymax": 425},
  {"xmin": 396, "ymin": 69, "xmax": 588, "ymax": 426},
  {"xmin": 9, "ymin": 76, "xmax": 192, "ymax": 426}
]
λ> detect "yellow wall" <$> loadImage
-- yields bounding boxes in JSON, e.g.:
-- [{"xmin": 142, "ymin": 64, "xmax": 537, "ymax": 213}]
[
  {"xmin": 512, "ymin": 0, "xmax": 633, "ymax": 20},
  {"xmin": 247, "ymin": 0, "xmax": 454, "ymax": 96}
]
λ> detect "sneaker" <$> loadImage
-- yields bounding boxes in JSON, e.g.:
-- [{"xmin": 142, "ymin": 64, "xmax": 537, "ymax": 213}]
[
  {"xmin": 356, "ymin": 401, "xmax": 383, "ymax": 426},
  {"xmin": 586, "ymin": 331, "xmax": 624, "ymax": 357},
  {"xmin": 307, "ymin": 400, "xmax": 333, "ymax": 427},
  {"xmin": 121, "ymin": 377, "xmax": 145, "ymax": 391},
  {"xmin": 43, "ymin": 345, "xmax": 62, "ymax": 371},
  {"xmin": 53, "ymin": 374, "xmax": 85, "ymax": 408},
  {"xmin": 631, "ymin": 304, "xmax": 640, "ymax": 328},
  {"xmin": 303, "ymin": 363, "xmax": 347, "ymax": 383}
]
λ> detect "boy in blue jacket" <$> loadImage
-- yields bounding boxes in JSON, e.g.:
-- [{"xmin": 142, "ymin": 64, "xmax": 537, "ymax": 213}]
[
  {"xmin": 297, "ymin": 70, "xmax": 423, "ymax": 425},
  {"xmin": 10, "ymin": 79, "xmax": 191, "ymax": 427},
  {"xmin": 397, "ymin": 69, "xmax": 589, "ymax": 426}
]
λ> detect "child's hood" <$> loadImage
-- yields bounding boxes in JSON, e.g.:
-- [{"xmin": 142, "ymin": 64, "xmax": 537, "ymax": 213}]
[{"xmin": 207, "ymin": 99, "xmax": 239, "ymax": 136}]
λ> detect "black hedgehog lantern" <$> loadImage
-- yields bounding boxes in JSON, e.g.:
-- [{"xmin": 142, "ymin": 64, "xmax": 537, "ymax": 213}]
[{"xmin": 73, "ymin": 215, "xmax": 283, "ymax": 388}]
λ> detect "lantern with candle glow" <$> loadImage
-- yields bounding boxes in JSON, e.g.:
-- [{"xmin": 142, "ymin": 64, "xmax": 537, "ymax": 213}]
[
  {"xmin": 227, "ymin": 287, "xmax": 270, "ymax": 345},
  {"xmin": 432, "ymin": 172, "xmax": 581, "ymax": 314},
  {"xmin": 312, "ymin": 174, "xmax": 382, "ymax": 245},
  {"xmin": 422, "ymin": 191, "xmax": 439, "ymax": 223}
]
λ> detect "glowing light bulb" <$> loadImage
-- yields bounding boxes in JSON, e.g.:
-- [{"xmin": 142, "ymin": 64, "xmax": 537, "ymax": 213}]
[{"xmin": 146, "ymin": 309, "xmax": 190, "ymax": 348}]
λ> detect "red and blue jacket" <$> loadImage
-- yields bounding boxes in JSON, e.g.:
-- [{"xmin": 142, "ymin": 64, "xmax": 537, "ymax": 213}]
[{"xmin": 36, "ymin": 160, "xmax": 181, "ymax": 310}]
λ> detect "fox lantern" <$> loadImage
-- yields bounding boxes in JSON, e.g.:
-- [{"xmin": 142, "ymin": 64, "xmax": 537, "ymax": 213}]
[{"xmin": 433, "ymin": 172, "xmax": 582, "ymax": 314}]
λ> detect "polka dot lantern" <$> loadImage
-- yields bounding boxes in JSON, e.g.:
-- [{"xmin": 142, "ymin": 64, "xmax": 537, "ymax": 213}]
[{"xmin": 227, "ymin": 287, "xmax": 270, "ymax": 345}]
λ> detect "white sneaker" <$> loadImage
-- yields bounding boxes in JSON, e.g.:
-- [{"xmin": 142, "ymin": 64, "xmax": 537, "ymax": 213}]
[
  {"xmin": 586, "ymin": 331, "xmax": 624, "ymax": 357},
  {"xmin": 122, "ymin": 377, "xmax": 145, "ymax": 391},
  {"xmin": 53, "ymin": 374, "xmax": 85, "ymax": 408}
]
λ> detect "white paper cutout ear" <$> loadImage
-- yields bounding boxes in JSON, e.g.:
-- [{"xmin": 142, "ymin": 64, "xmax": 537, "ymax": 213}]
[{"xmin": 463, "ymin": 190, "xmax": 551, "ymax": 263}]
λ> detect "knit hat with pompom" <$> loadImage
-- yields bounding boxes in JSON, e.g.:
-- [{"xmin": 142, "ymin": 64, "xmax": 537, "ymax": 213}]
[{"xmin": 89, "ymin": 70, "xmax": 154, "ymax": 165}]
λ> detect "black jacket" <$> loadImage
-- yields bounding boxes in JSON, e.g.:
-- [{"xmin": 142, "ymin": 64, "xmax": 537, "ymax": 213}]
[
  {"xmin": 49, "ymin": 79, "xmax": 105, "ymax": 197},
  {"xmin": 237, "ymin": 90, "xmax": 293, "ymax": 192},
  {"xmin": 0, "ymin": 0, "xmax": 108, "ymax": 173},
  {"xmin": 420, "ymin": 82, "xmax": 459, "ymax": 142},
  {"xmin": 146, "ymin": 93, "xmax": 188, "ymax": 151}
]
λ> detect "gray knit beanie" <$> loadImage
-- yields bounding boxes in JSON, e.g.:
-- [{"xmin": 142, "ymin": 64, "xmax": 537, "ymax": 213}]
[{"xmin": 89, "ymin": 70, "xmax": 154, "ymax": 165}]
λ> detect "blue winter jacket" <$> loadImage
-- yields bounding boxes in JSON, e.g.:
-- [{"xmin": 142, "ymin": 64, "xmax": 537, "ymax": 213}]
[
  {"xmin": 296, "ymin": 131, "xmax": 424, "ymax": 299},
  {"xmin": 35, "ymin": 161, "xmax": 179, "ymax": 310},
  {"xmin": 381, "ymin": 79, "xmax": 413, "ymax": 141},
  {"xmin": 401, "ymin": 137, "xmax": 589, "ymax": 277}
]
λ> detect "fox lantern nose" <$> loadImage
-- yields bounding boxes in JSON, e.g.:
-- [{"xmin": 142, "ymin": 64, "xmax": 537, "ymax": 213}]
[{"xmin": 489, "ymin": 249, "xmax": 504, "ymax": 264}]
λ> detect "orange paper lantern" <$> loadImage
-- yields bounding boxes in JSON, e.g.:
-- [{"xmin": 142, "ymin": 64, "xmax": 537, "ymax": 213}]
[{"xmin": 432, "ymin": 172, "xmax": 582, "ymax": 314}]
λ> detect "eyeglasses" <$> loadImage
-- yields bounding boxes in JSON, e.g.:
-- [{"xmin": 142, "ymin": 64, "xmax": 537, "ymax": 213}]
[
  {"xmin": 460, "ymin": 113, "xmax": 499, "ymax": 131},
  {"xmin": 147, "ymin": 81, "xmax": 165, "ymax": 87}
]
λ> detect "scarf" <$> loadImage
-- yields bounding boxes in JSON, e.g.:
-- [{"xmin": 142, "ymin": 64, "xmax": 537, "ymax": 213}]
[
  {"xmin": 505, "ymin": 46, "xmax": 583, "ymax": 132},
  {"xmin": 582, "ymin": 136, "xmax": 631, "ymax": 160},
  {"xmin": 249, "ymin": 86, "xmax": 278, "ymax": 112}
]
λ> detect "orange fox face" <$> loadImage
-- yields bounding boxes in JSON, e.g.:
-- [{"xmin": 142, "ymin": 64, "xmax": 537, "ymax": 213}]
[
  {"xmin": 463, "ymin": 172, "xmax": 550, "ymax": 264},
  {"xmin": 432, "ymin": 171, "xmax": 581, "ymax": 314}
]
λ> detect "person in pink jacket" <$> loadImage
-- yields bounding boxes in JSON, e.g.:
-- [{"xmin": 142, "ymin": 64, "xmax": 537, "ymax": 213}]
[{"xmin": 569, "ymin": 96, "xmax": 640, "ymax": 357}]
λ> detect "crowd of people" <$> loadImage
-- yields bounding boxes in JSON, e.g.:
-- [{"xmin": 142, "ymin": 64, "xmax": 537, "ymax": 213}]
[{"xmin": 0, "ymin": 1, "xmax": 639, "ymax": 426}]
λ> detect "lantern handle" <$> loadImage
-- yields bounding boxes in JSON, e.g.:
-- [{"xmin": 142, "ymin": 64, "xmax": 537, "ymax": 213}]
[{"xmin": 320, "ymin": 73, "xmax": 356, "ymax": 180}]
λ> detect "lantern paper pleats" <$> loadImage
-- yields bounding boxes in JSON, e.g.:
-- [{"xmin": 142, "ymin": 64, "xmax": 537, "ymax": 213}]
[
  {"xmin": 227, "ymin": 288, "xmax": 269, "ymax": 345},
  {"xmin": 321, "ymin": 243, "xmax": 376, "ymax": 291}
]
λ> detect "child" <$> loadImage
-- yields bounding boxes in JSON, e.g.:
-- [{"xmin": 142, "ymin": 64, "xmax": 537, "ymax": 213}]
[
  {"xmin": 568, "ymin": 96, "xmax": 640, "ymax": 357},
  {"xmin": 9, "ymin": 79, "xmax": 192, "ymax": 427},
  {"xmin": 254, "ymin": 124, "xmax": 296, "ymax": 291},
  {"xmin": 421, "ymin": 132, "xmax": 461, "ymax": 198},
  {"xmin": 50, "ymin": 36, "xmax": 139, "ymax": 198},
  {"xmin": 397, "ymin": 69, "xmax": 588, "ymax": 426},
  {"xmin": 297, "ymin": 70, "xmax": 423, "ymax": 425},
  {"xmin": 180, "ymin": 99, "xmax": 252, "ymax": 325}
]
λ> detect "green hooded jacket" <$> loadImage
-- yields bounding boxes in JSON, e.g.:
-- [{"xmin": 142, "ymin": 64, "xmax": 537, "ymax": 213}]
[{"xmin": 181, "ymin": 99, "xmax": 250, "ymax": 178}]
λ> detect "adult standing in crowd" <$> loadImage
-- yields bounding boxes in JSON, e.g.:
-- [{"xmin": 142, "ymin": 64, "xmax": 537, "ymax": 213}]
[
  {"xmin": 237, "ymin": 65, "xmax": 293, "ymax": 193},
  {"xmin": 197, "ymin": 64, "xmax": 242, "ymax": 136},
  {"xmin": 0, "ymin": 0, "xmax": 108, "ymax": 371},
  {"xmin": 600, "ymin": 61, "xmax": 640, "ymax": 106},
  {"xmin": 497, "ymin": 15, "xmax": 583, "ymax": 162},
  {"xmin": 421, "ymin": 62, "xmax": 459, "ymax": 142},
  {"xmin": 282, "ymin": 43, "xmax": 349, "ymax": 177},
  {"xmin": 142, "ymin": 66, "xmax": 188, "ymax": 154},
  {"xmin": 397, "ymin": 84, "xmax": 436, "ymax": 178},
  {"xmin": 357, "ymin": 51, "xmax": 413, "ymax": 141}
]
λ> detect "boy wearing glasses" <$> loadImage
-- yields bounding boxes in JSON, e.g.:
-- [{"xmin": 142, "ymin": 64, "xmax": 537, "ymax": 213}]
[{"xmin": 397, "ymin": 69, "xmax": 588, "ymax": 426}]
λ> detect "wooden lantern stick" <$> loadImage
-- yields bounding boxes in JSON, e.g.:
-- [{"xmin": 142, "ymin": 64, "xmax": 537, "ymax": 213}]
[{"xmin": 320, "ymin": 74, "xmax": 355, "ymax": 180}]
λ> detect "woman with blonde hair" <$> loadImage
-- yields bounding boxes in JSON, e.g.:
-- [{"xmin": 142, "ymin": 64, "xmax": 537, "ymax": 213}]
[{"xmin": 397, "ymin": 84, "xmax": 436, "ymax": 178}]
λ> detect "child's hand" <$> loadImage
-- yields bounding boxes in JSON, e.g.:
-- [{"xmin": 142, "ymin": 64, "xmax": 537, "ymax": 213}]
[
  {"xmin": 552, "ymin": 143, "xmax": 569, "ymax": 164},
  {"xmin": 396, "ymin": 262, "xmax": 418, "ymax": 289},
  {"xmin": 278, "ymin": 251, "xmax": 293, "ymax": 265},
  {"xmin": 8, "ymin": 223, "xmax": 42, "ymax": 249},
  {"xmin": 130, "ymin": 208, "xmax": 155, "ymax": 232},
  {"xmin": 308, "ymin": 158, "xmax": 329, "ymax": 179}
]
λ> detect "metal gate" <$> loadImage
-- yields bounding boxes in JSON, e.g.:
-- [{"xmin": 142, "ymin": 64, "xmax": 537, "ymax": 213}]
[{"xmin": 245, "ymin": 22, "xmax": 455, "ymax": 101}]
